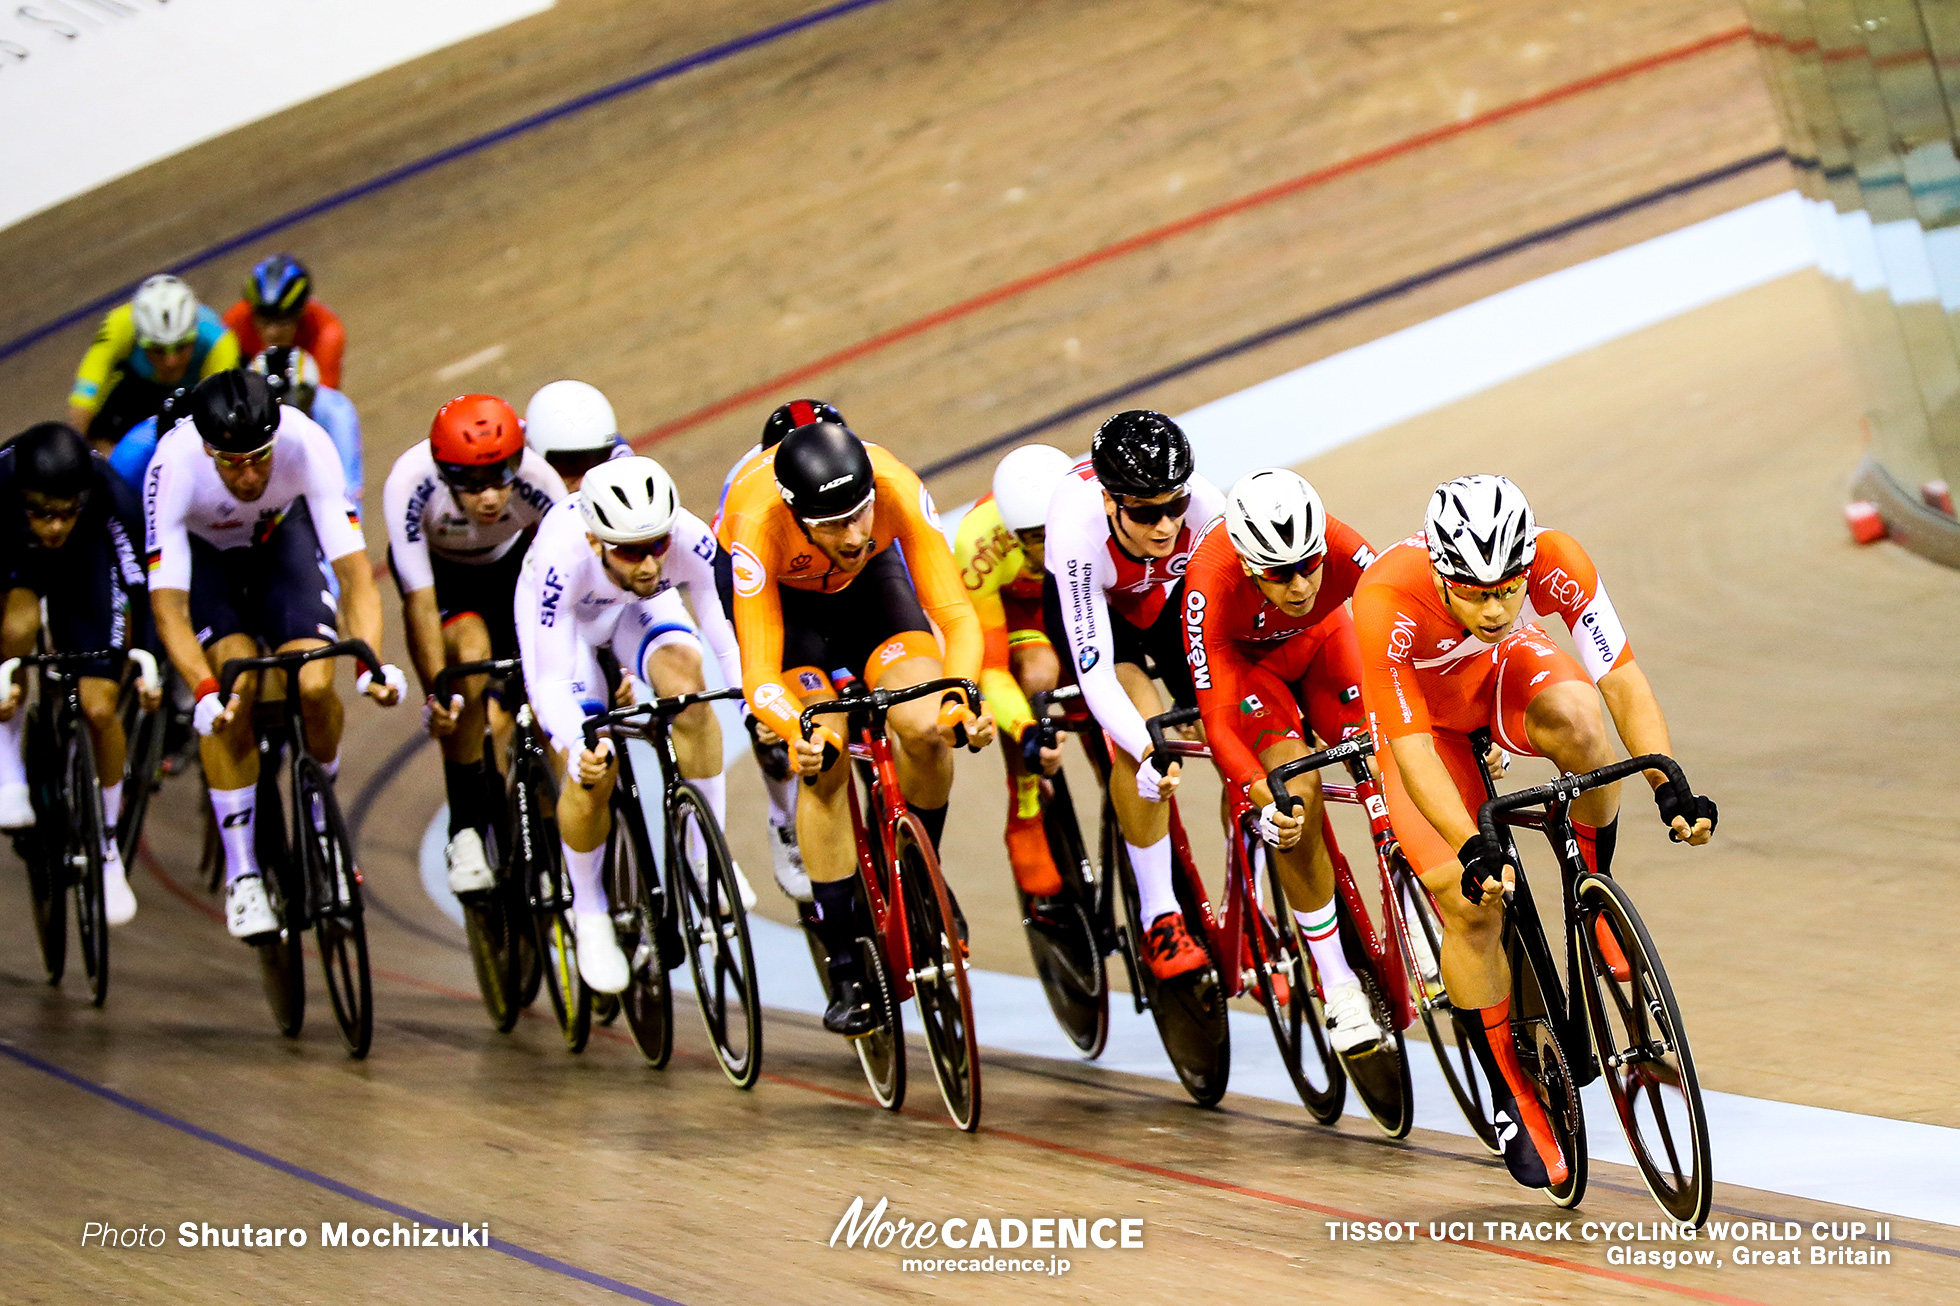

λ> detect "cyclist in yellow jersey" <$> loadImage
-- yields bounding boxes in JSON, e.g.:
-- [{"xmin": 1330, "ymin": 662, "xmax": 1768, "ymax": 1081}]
[
  {"xmin": 953, "ymin": 444, "xmax": 1074, "ymax": 897},
  {"xmin": 69, "ymin": 275, "xmax": 239, "ymax": 452}
]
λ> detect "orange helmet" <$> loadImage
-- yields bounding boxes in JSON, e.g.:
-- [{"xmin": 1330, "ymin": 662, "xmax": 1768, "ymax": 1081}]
[{"xmin": 430, "ymin": 394, "xmax": 524, "ymax": 468}]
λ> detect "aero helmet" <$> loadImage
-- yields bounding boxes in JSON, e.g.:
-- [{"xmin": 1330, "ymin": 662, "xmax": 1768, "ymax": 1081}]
[
  {"xmin": 1424, "ymin": 474, "xmax": 1537, "ymax": 585},
  {"xmin": 990, "ymin": 444, "xmax": 1073, "ymax": 533},
  {"xmin": 1224, "ymin": 469, "xmax": 1327, "ymax": 569}
]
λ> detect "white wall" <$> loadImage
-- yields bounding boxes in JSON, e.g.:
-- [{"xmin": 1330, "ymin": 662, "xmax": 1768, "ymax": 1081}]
[{"xmin": 0, "ymin": 0, "xmax": 553, "ymax": 231}]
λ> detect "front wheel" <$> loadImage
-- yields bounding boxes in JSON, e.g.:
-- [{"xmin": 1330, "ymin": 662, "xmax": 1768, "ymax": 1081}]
[
  {"xmin": 1022, "ymin": 771, "xmax": 1108, "ymax": 1057},
  {"xmin": 297, "ymin": 757, "xmax": 371, "ymax": 1059},
  {"xmin": 65, "ymin": 728, "xmax": 109, "ymax": 1007},
  {"xmin": 1254, "ymin": 849, "xmax": 1344, "ymax": 1123},
  {"xmin": 671, "ymin": 783, "xmax": 762, "ymax": 1089},
  {"xmin": 1396, "ymin": 856, "xmax": 1499, "ymax": 1152},
  {"xmin": 609, "ymin": 798, "xmax": 671, "ymax": 1068},
  {"xmin": 1577, "ymin": 873, "xmax": 1711, "ymax": 1225},
  {"xmin": 1113, "ymin": 807, "xmax": 1230, "ymax": 1108},
  {"xmin": 895, "ymin": 815, "xmax": 980, "ymax": 1131}
]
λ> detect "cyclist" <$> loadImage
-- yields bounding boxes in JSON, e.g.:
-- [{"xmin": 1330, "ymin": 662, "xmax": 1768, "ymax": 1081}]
[
  {"xmin": 221, "ymin": 255, "xmax": 346, "ymax": 389},
  {"xmin": 143, "ymin": 370, "xmax": 404, "ymax": 939},
  {"xmin": 0, "ymin": 424, "xmax": 160, "ymax": 924},
  {"xmin": 1353, "ymin": 473, "xmax": 1718, "ymax": 1191},
  {"xmin": 1045, "ymin": 410, "xmax": 1224, "ymax": 981},
  {"xmin": 1182, "ymin": 468, "xmax": 1383, "ymax": 1052},
  {"xmin": 952, "ymin": 443, "xmax": 1073, "ymax": 898},
  {"xmin": 713, "ymin": 398, "xmax": 850, "ymax": 905},
  {"xmin": 720, "ymin": 418, "xmax": 995, "ymax": 1037},
  {"xmin": 384, "ymin": 394, "xmax": 566, "ymax": 895},
  {"xmin": 109, "ymin": 348, "xmax": 362, "ymax": 507},
  {"xmin": 524, "ymin": 379, "xmax": 626, "ymax": 491},
  {"xmin": 68, "ymin": 275, "xmax": 240, "ymax": 452},
  {"xmin": 514, "ymin": 456, "xmax": 750, "ymax": 994}
]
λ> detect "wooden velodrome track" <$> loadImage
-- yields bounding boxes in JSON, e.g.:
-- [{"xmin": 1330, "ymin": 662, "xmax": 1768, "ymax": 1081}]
[{"xmin": 3, "ymin": 1, "xmax": 1959, "ymax": 1301}]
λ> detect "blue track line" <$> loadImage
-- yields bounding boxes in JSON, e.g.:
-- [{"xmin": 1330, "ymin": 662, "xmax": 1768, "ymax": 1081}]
[
  {"xmin": 0, "ymin": 1039, "xmax": 687, "ymax": 1304},
  {"xmin": 917, "ymin": 148, "xmax": 1791, "ymax": 480},
  {"xmin": 0, "ymin": 0, "xmax": 898, "ymax": 365}
]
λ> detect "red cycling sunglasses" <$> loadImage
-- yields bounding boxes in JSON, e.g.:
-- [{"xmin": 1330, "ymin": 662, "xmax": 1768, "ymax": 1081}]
[{"xmin": 606, "ymin": 535, "xmax": 672, "ymax": 564}]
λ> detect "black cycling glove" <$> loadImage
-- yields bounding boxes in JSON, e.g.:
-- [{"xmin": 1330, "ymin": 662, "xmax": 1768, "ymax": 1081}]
[
  {"xmin": 1458, "ymin": 834, "xmax": 1506, "ymax": 905},
  {"xmin": 1654, "ymin": 781, "xmax": 1718, "ymax": 840}
]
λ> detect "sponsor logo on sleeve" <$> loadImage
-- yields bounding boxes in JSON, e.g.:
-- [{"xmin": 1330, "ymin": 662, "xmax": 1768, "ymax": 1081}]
[
  {"xmin": 539, "ymin": 567, "xmax": 564, "ymax": 627},
  {"xmin": 1386, "ymin": 613, "xmax": 1417, "ymax": 664},
  {"xmin": 752, "ymin": 682, "xmax": 787, "ymax": 715},
  {"xmin": 1078, "ymin": 646, "xmax": 1099, "ymax": 673},
  {"xmin": 731, "ymin": 543, "xmax": 765, "ymax": 598},
  {"xmin": 796, "ymin": 669, "xmax": 825, "ymax": 693},
  {"xmin": 919, "ymin": 483, "xmax": 941, "ymax": 530},
  {"xmin": 1183, "ymin": 590, "xmax": 1211, "ymax": 689}
]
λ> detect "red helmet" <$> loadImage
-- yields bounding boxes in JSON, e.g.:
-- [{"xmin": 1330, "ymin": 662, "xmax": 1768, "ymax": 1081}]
[{"xmin": 430, "ymin": 394, "xmax": 524, "ymax": 466}]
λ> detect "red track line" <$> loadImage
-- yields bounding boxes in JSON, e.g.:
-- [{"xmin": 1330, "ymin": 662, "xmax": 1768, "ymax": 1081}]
[{"xmin": 629, "ymin": 23, "xmax": 1753, "ymax": 450}]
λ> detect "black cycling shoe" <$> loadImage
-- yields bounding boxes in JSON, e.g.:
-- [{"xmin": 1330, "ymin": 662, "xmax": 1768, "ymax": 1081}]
[{"xmin": 823, "ymin": 975, "xmax": 879, "ymax": 1038}]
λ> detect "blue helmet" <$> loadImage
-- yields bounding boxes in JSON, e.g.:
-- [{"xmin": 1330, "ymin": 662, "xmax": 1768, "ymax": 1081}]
[{"xmin": 244, "ymin": 254, "xmax": 311, "ymax": 316}]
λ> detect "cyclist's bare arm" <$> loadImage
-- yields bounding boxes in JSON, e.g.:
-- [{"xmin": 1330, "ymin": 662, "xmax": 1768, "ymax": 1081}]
[
  {"xmin": 400, "ymin": 588, "xmax": 447, "ymax": 693},
  {"xmin": 1597, "ymin": 662, "xmax": 1711, "ymax": 844},
  {"xmin": 328, "ymin": 552, "xmax": 395, "ymax": 703}
]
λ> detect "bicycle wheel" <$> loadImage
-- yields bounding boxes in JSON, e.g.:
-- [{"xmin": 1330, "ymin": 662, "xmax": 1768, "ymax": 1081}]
[
  {"xmin": 503, "ymin": 758, "xmax": 546, "ymax": 1011},
  {"xmin": 671, "ymin": 782, "xmax": 762, "ymax": 1089},
  {"xmin": 854, "ymin": 930, "xmax": 906, "ymax": 1111},
  {"xmin": 893, "ymin": 815, "xmax": 980, "ymax": 1130},
  {"xmin": 297, "ymin": 757, "xmax": 372, "ymax": 1059},
  {"xmin": 1022, "ymin": 773, "xmax": 1108, "ymax": 1057},
  {"xmin": 21, "ymin": 706, "xmax": 66, "ymax": 984},
  {"xmin": 461, "ymin": 815, "xmax": 521, "ymax": 1033},
  {"xmin": 65, "ymin": 727, "xmax": 110, "ymax": 1007},
  {"xmin": 1576, "ymin": 873, "xmax": 1711, "ymax": 1225},
  {"xmin": 1510, "ymin": 934, "xmax": 1588, "ymax": 1209},
  {"xmin": 116, "ymin": 696, "xmax": 164, "ymax": 860},
  {"xmin": 1116, "ymin": 816, "xmax": 1230, "ymax": 1108},
  {"xmin": 1336, "ymin": 910, "xmax": 1413, "ymax": 1139},
  {"xmin": 255, "ymin": 824, "xmax": 307, "ymax": 1040},
  {"xmin": 1396, "ymin": 855, "xmax": 1500, "ymax": 1153},
  {"xmin": 1254, "ymin": 849, "xmax": 1344, "ymax": 1123},
  {"xmin": 610, "ymin": 799, "xmax": 671, "ymax": 1068}
]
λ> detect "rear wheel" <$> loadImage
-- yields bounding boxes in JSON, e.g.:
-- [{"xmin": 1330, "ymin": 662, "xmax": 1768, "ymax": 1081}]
[
  {"xmin": 116, "ymin": 688, "xmax": 164, "ymax": 860},
  {"xmin": 1021, "ymin": 772, "xmax": 1108, "ymax": 1057},
  {"xmin": 65, "ymin": 728, "xmax": 109, "ymax": 1007},
  {"xmin": 298, "ymin": 757, "xmax": 371, "ymax": 1059},
  {"xmin": 1511, "ymin": 935, "xmax": 1587, "ymax": 1210},
  {"xmin": 461, "ymin": 788, "xmax": 519, "ymax": 1033},
  {"xmin": 896, "ymin": 815, "xmax": 980, "ymax": 1131},
  {"xmin": 609, "ymin": 800, "xmax": 671, "ymax": 1068},
  {"xmin": 671, "ymin": 783, "xmax": 762, "ymax": 1089},
  {"xmin": 1397, "ymin": 856, "xmax": 1499, "ymax": 1152},
  {"xmin": 1115, "ymin": 809, "xmax": 1230, "ymax": 1107},
  {"xmin": 1254, "ymin": 849, "xmax": 1343, "ymax": 1123},
  {"xmin": 853, "ymin": 934, "xmax": 906, "ymax": 1111},
  {"xmin": 22, "ymin": 706, "xmax": 66, "ymax": 984},
  {"xmin": 1576, "ymin": 873, "xmax": 1710, "ymax": 1225}
]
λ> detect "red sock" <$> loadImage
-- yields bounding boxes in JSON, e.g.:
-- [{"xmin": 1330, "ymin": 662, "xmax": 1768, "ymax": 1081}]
[{"xmin": 1478, "ymin": 997, "xmax": 1569, "ymax": 1182}]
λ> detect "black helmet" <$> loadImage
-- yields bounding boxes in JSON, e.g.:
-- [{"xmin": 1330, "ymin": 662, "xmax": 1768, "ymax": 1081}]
[
  {"xmin": 244, "ymin": 253, "xmax": 312, "ymax": 316},
  {"xmin": 761, "ymin": 398, "xmax": 845, "ymax": 451},
  {"xmin": 190, "ymin": 369, "xmax": 282, "ymax": 454},
  {"xmin": 11, "ymin": 423, "xmax": 93, "ymax": 499},
  {"xmin": 1090, "ymin": 409, "xmax": 1192, "ymax": 499},
  {"xmin": 774, "ymin": 421, "xmax": 874, "ymax": 522}
]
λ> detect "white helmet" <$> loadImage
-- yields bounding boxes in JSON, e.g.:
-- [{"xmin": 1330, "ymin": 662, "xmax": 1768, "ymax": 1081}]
[
  {"xmin": 1225, "ymin": 468, "xmax": 1327, "ymax": 569},
  {"xmin": 1424, "ymin": 474, "xmax": 1536, "ymax": 584},
  {"xmin": 525, "ymin": 379, "xmax": 619, "ymax": 455},
  {"xmin": 991, "ymin": 444, "xmax": 1072, "ymax": 533},
  {"xmin": 578, "ymin": 455, "xmax": 678, "ymax": 543},
  {"xmin": 131, "ymin": 274, "xmax": 200, "ymax": 347}
]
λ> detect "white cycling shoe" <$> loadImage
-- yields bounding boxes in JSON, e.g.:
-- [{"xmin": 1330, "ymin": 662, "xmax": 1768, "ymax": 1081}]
[
  {"xmin": 1321, "ymin": 980, "xmax": 1384, "ymax": 1055},
  {"xmin": 102, "ymin": 845, "xmax": 137, "ymax": 926},
  {"xmin": 445, "ymin": 829, "xmax": 496, "ymax": 895},
  {"xmin": 572, "ymin": 911, "xmax": 630, "ymax": 994},
  {"xmin": 768, "ymin": 818, "xmax": 812, "ymax": 903},
  {"xmin": 225, "ymin": 874, "xmax": 279, "ymax": 939},
  {"xmin": 0, "ymin": 782, "xmax": 33, "ymax": 829}
]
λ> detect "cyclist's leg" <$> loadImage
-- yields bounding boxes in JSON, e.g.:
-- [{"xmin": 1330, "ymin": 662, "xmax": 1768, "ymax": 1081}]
[
  {"xmin": 538, "ymin": 639, "xmax": 630, "ymax": 992},
  {"xmin": 1000, "ymin": 609, "xmax": 1063, "ymax": 896},
  {"xmin": 0, "ymin": 587, "xmax": 42, "ymax": 826},
  {"xmin": 716, "ymin": 547, "xmax": 801, "ymax": 893},
  {"xmin": 251, "ymin": 503, "xmax": 343, "ymax": 771}
]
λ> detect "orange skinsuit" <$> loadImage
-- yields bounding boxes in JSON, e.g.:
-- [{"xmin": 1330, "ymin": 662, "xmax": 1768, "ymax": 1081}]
[
  {"xmin": 719, "ymin": 442, "xmax": 984, "ymax": 746},
  {"xmin": 953, "ymin": 493, "xmax": 1063, "ymax": 896}
]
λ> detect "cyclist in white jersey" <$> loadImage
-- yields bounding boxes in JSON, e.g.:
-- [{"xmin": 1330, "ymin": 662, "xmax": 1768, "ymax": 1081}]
[
  {"xmin": 144, "ymin": 370, "xmax": 404, "ymax": 939},
  {"xmin": 384, "ymin": 394, "xmax": 565, "ymax": 895},
  {"xmin": 513, "ymin": 456, "xmax": 750, "ymax": 994},
  {"xmin": 1044, "ymin": 410, "xmax": 1225, "ymax": 981}
]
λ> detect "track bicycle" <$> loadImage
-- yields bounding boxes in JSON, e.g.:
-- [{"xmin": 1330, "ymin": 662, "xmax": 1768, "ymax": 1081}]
[
  {"xmin": 799, "ymin": 677, "xmax": 984, "ymax": 1131},
  {"xmin": 217, "ymin": 639, "xmax": 381, "ymax": 1059},
  {"xmin": 430, "ymin": 659, "xmax": 543, "ymax": 1035},
  {"xmin": 583, "ymin": 687, "xmax": 762, "ymax": 1087},
  {"xmin": 2, "ymin": 647, "xmax": 159, "ymax": 1007},
  {"xmin": 1025, "ymin": 686, "xmax": 1231, "ymax": 1106},
  {"xmin": 1469, "ymin": 728, "xmax": 1713, "ymax": 1223},
  {"xmin": 114, "ymin": 659, "xmax": 168, "ymax": 862},
  {"xmin": 1266, "ymin": 731, "xmax": 1501, "ymax": 1149},
  {"xmin": 1146, "ymin": 707, "xmax": 1416, "ymax": 1133}
]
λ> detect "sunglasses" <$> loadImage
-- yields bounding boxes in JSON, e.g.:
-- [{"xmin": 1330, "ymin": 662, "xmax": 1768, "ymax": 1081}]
[
  {"xmin": 1254, "ymin": 556, "xmax": 1324, "ymax": 584},
  {"xmin": 1115, "ymin": 490, "xmax": 1191, "ymax": 526},
  {"xmin": 606, "ymin": 535, "xmax": 673, "ymax": 564},
  {"xmin": 437, "ymin": 455, "xmax": 521, "ymax": 494},
  {"xmin": 1448, "ymin": 575, "xmax": 1528, "ymax": 603},
  {"xmin": 207, "ymin": 443, "xmax": 274, "ymax": 469}
]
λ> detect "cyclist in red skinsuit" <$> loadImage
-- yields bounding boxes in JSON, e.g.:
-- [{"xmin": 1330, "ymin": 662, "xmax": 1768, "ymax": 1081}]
[
  {"xmin": 1353, "ymin": 474, "xmax": 1718, "ymax": 1193},
  {"xmin": 1182, "ymin": 469, "xmax": 1384, "ymax": 1053}
]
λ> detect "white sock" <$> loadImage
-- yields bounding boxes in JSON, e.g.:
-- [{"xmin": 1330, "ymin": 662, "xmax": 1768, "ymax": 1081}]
[
  {"xmin": 0, "ymin": 711, "xmax": 25, "ymax": 789},
  {"xmin": 1128, "ymin": 837, "xmax": 1178, "ymax": 924},
  {"xmin": 764, "ymin": 769, "xmax": 796, "ymax": 828},
  {"xmin": 693, "ymin": 771, "xmax": 726, "ymax": 827},
  {"xmin": 1295, "ymin": 899, "xmax": 1358, "ymax": 988},
  {"xmin": 211, "ymin": 786, "xmax": 260, "ymax": 884},
  {"xmin": 563, "ymin": 843, "xmax": 606, "ymax": 914},
  {"xmin": 100, "ymin": 780, "xmax": 124, "ymax": 852}
]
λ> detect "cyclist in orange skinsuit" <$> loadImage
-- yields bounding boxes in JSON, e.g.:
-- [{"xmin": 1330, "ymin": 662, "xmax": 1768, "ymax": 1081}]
[
  {"xmin": 1353, "ymin": 474, "xmax": 1717, "ymax": 1194},
  {"xmin": 720, "ymin": 419, "xmax": 995, "ymax": 1037}
]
